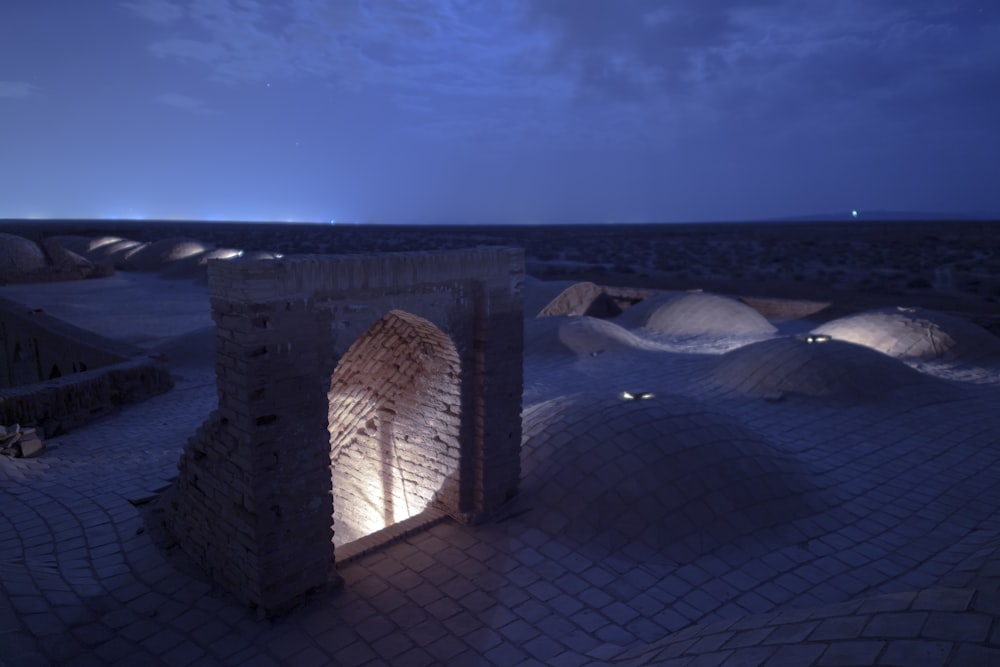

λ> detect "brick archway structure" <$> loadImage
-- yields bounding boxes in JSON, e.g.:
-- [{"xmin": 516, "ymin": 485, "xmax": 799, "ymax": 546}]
[
  {"xmin": 328, "ymin": 309, "xmax": 462, "ymax": 546},
  {"xmin": 162, "ymin": 249, "xmax": 524, "ymax": 616}
]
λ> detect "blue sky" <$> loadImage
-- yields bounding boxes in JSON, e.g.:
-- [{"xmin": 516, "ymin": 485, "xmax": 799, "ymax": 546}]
[{"xmin": 2, "ymin": 0, "xmax": 999, "ymax": 223}]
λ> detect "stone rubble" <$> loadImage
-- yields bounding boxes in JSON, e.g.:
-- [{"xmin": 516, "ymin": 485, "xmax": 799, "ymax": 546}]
[{"xmin": 0, "ymin": 423, "xmax": 45, "ymax": 458}]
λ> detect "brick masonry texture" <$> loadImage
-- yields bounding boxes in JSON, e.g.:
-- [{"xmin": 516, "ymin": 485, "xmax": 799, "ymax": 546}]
[
  {"xmin": 0, "ymin": 296, "xmax": 172, "ymax": 435},
  {"xmin": 161, "ymin": 249, "xmax": 524, "ymax": 616},
  {"xmin": 328, "ymin": 309, "xmax": 462, "ymax": 546}
]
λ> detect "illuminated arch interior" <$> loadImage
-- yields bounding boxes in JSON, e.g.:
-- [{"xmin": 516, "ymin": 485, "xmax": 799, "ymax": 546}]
[{"xmin": 327, "ymin": 310, "xmax": 462, "ymax": 547}]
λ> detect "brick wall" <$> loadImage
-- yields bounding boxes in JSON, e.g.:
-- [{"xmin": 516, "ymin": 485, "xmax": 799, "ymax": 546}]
[
  {"xmin": 0, "ymin": 297, "xmax": 172, "ymax": 434},
  {"xmin": 162, "ymin": 249, "xmax": 524, "ymax": 616},
  {"xmin": 1, "ymin": 296, "xmax": 133, "ymax": 388}
]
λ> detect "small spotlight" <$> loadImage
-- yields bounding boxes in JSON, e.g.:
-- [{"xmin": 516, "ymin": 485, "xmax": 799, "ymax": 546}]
[
  {"xmin": 622, "ymin": 391, "xmax": 654, "ymax": 400},
  {"xmin": 804, "ymin": 334, "xmax": 831, "ymax": 344}
]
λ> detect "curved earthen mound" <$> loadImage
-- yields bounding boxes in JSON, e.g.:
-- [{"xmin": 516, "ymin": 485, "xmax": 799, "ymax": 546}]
[
  {"xmin": 236, "ymin": 250, "xmax": 282, "ymax": 261},
  {"xmin": 40, "ymin": 239, "xmax": 107, "ymax": 276},
  {"xmin": 535, "ymin": 281, "xmax": 621, "ymax": 318},
  {"xmin": 521, "ymin": 392, "xmax": 822, "ymax": 558},
  {"xmin": 82, "ymin": 238, "xmax": 147, "ymax": 267},
  {"xmin": 523, "ymin": 277, "xmax": 576, "ymax": 318},
  {"xmin": 52, "ymin": 234, "xmax": 280, "ymax": 278},
  {"xmin": 46, "ymin": 235, "xmax": 100, "ymax": 256},
  {"xmin": 0, "ymin": 234, "xmax": 107, "ymax": 282},
  {"xmin": 617, "ymin": 291, "xmax": 777, "ymax": 337},
  {"xmin": 525, "ymin": 316, "xmax": 664, "ymax": 358},
  {"xmin": 713, "ymin": 336, "xmax": 943, "ymax": 400},
  {"xmin": 0, "ymin": 233, "xmax": 48, "ymax": 277},
  {"xmin": 813, "ymin": 308, "xmax": 1000, "ymax": 364},
  {"xmin": 125, "ymin": 238, "xmax": 214, "ymax": 272},
  {"xmin": 159, "ymin": 247, "xmax": 244, "ymax": 281}
]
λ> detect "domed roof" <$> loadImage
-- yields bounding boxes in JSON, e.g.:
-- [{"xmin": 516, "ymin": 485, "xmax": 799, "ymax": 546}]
[
  {"xmin": 0, "ymin": 233, "xmax": 47, "ymax": 277},
  {"xmin": 158, "ymin": 247, "xmax": 244, "ymax": 281},
  {"xmin": 125, "ymin": 238, "xmax": 215, "ymax": 271},
  {"xmin": 521, "ymin": 392, "xmax": 823, "ymax": 559},
  {"xmin": 525, "ymin": 316, "xmax": 665, "ymax": 358},
  {"xmin": 237, "ymin": 250, "xmax": 282, "ymax": 261},
  {"xmin": 523, "ymin": 278, "xmax": 577, "ymax": 318},
  {"xmin": 533, "ymin": 281, "xmax": 621, "ymax": 318},
  {"xmin": 85, "ymin": 238, "xmax": 147, "ymax": 266},
  {"xmin": 41, "ymin": 238, "xmax": 97, "ymax": 272},
  {"xmin": 813, "ymin": 307, "xmax": 1000, "ymax": 364},
  {"xmin": 712, "ymin": 336, "xmax": 945, "ymax": 400},
  {"xmin": 617, "ymin": 291, "xmax": 777, "ymax": 337},
  {"xmin": 46, "ymin": 235, "xmax": 98, "ymax": 256}
]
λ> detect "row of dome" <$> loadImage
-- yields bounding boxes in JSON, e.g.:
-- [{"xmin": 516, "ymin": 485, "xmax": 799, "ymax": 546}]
[
  {"xmin": 526, "ymin": 278, "xmax": 1000, "ymax": 366},
  {"xmin": 0, "ymin": 232, "xmax": 278, "ymax": 283}
]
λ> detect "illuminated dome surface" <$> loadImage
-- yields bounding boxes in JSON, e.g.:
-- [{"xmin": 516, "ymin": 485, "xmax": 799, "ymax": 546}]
[
  {"xmin": 521, "ymin": 392, "xmax": 824, "ymax": 560},
  {"xmin": 81, "ymin": 237, "xmax": 147, "ymax": 266},
  {"xmin": 159, "ymin": 247, "xmax": 245, "ymax": 280},
  {"xmin": 47, "ymin": 234, "xmax": 278, "ymax": 280},
  {"xmin": 712, "ymin": 336, "xmax": 946, "ymax": 399},
  {"xmin": 125, "ymin": 238, "xmax": 215, "ymax": 271},
  {"xmin": 813, "ymin": 307, "xmax": 1000, "ymax": 364},
  {"xmin": 616, "ymin": 291, "xmax": 777, "ymax": 337}
]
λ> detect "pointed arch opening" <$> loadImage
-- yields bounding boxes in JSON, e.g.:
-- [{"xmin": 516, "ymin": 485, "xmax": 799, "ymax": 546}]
[{"xmin": 327, "ymin": 310, "xmax": 462, "ymax": 547}]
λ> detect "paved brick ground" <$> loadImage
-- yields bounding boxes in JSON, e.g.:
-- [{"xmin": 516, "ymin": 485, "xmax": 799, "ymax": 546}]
[{"xmin": 3, "ymin": 277, "xmax": 1000, "ymax": 665}]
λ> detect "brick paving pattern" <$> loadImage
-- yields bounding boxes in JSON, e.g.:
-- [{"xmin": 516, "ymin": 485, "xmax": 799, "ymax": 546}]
[{"xmin": 3, "ymin": 277, "xmax": 1000, "ymax": 665}]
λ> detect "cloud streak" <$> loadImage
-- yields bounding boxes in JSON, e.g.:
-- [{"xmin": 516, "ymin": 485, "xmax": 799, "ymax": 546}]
[
  {"xmin": 126, "ymin": 1, "xmax": 561, "ymax": 98},
  {"xmin": 0, "ymin": 81, "xmax": 39, "ymax": 99},
  {"xmin": 533, "ymin": 1, "xmax": 1000, "ymax": 114}
]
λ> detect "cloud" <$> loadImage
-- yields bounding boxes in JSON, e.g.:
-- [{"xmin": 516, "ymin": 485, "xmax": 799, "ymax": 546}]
[
  {"xmin": 0, "ymin": 81, "xmax": 39, "ymax": 99},
  {"xmin": 154, "ymin": 92, "xmax": 216, "ymax": 114},
  {"xmin": 123, "ymin": 0, "xmax": 576, "ymax": 142},
  {"xmin": 522, "ymin": 0, "xmax": 1000, "ymax": 142},
  {"xmin": 123, "ymin": 0, "xmax": 1000, "ymax": 147},
  {"xmin": 128, "ymin": 1, "xmax": 562, "ymax": 96}
]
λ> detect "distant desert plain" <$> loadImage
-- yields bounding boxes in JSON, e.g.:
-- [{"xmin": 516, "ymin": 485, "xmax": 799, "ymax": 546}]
[{"xmin": 2, "ymin": 218, "xmax": 999, "ymax": 326}]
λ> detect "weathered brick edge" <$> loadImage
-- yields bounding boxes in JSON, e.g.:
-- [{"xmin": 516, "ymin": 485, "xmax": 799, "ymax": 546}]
[{"xmin": 0, "ymin": 297, "xmax": 173, "ymax": 435}]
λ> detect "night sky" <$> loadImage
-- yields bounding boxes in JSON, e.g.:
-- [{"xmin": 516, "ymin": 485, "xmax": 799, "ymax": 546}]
[{"xmin": 2, "ymin": 1, "xmax": 999, "ymax": 224}]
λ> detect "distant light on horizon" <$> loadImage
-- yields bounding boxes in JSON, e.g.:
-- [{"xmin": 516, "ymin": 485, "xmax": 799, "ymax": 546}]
[
  {"xmin": 852, "ymin": 209, "xmax": 858, "ymax": 218},
  {"xmin": 99, "ymin": 209, "xmax": 146, "ymax": 221}
]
